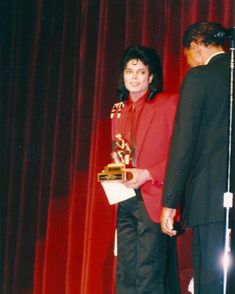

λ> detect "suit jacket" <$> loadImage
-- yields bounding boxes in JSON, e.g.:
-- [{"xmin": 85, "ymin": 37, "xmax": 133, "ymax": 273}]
[
  {"xmin": 111, "ymin": 93, "xmax": 179, "ymax": 223},
  {"xmin": 162, "ymin": 53, "xmax": 232, "ymax": 227}
]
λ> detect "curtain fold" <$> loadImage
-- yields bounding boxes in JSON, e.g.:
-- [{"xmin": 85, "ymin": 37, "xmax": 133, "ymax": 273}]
[{"xmin": 1, "ymin": 0, "xmax": 234, "ymax": 293}]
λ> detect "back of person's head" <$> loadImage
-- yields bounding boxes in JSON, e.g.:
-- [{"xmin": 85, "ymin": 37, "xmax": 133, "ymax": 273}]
[
  {"xmin": 117, "ymin": 45, "xmax": 163, "ymax": 101},
  {"xmin": 183, "ymin": 21, "xmax": 226, "ymax": 48}
]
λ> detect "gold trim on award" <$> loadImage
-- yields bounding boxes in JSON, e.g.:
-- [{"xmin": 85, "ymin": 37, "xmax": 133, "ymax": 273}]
[{"xmin": 97, "ymin": 134, "xmax": 133, "ymax": 182}]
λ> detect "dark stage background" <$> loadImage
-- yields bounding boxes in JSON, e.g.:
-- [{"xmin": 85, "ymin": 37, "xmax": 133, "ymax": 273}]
[{"xmin": 1, "ymin": 0, "xmax": 234, "ymax": 293}]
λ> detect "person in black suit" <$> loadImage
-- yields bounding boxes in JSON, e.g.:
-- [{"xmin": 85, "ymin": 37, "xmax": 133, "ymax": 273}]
[{"xmin": 160, "ymin": 21, "xmax": 233, "ymax": 294}]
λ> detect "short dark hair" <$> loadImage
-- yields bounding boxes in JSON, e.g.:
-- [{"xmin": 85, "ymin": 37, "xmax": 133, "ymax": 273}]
[
  {"xmin": 117, "ymin": 45, "xmax": 163, "ymax": 101},
  {"xmin": 183, "ymin": 21, "xmax": 226, "ymax": 48}
]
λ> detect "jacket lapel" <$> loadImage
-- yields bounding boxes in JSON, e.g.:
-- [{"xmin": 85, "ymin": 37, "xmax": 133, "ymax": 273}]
[{"xmin": 136, "ymin": 102, "xmax": 155, "ymax": 158}]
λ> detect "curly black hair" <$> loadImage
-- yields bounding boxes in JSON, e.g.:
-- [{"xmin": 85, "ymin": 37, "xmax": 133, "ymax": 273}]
[
  {"xmin": 183, "ymin": 21, "xmax": 226, "ymax": 48},
  {"xmin": 117, "ymin": 45, "xmax": 163, "ymax": 101}
]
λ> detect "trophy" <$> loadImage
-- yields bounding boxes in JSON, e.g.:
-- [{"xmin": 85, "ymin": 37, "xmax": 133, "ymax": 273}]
[{"xmin": 97, "ymin": 133, "xmax": 133, "ymax": 182}]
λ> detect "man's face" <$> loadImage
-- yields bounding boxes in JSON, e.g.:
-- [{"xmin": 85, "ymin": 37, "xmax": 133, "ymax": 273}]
[
  {"xmin": 123, "ymin": 59, "xmax": 153, "ymax": 101},
  {"xmin": 184, "ymin": 43, "xmax": 204, "ymax": 67}
]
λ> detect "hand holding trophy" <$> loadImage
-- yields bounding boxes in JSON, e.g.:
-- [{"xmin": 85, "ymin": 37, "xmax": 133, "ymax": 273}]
[{"xmin": 97, "ymin": 133, "xmax": 133, "ymax": 182}]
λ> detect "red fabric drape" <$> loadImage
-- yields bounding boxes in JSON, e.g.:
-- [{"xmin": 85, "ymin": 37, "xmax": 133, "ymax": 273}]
[{"xmin": 1, "ymin": 1, "xmax": 234, "ymax": 293}]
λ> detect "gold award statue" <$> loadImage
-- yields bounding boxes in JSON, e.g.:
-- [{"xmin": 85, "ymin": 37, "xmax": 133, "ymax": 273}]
[{"xmin": 97, "ymin": 133, "xmax": 133, "ymax": 182}]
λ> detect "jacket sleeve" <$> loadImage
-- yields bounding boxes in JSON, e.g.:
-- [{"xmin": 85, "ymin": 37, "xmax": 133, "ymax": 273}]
[{"xmin": 162, "ymin": 68, "xmax": 206, "ymax": 208}]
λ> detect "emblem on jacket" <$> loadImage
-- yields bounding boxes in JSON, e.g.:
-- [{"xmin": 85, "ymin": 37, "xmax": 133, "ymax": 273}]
[{"xmin": 110, "ymin": 102, "xmax": 125, "ymax": 119}]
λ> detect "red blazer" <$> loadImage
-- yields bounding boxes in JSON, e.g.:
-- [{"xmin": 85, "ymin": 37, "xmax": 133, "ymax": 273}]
[{"xmin": 111, "ymin": 93, "xmax": 179, "ymax": 223}]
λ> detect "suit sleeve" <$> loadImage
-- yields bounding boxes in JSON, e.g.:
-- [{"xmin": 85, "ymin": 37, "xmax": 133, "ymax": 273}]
[{"xmin": 162, "ymin": 68, "xmax": 206, "ymax": 208}]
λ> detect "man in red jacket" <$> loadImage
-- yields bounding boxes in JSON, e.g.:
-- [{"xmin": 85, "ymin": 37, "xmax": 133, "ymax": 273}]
[{"xmin": 111, "ymin": 45, "xmax": 180, "ymax": 294}]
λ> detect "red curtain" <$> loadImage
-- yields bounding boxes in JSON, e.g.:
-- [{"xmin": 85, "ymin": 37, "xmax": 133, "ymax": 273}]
[{"xmin": 1, "ymin": 1, "xmax": 234, "ymax": 293}]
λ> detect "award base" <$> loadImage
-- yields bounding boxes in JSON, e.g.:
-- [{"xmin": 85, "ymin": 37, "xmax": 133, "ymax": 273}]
[{"xmin": 97, "ymin": 163, "xmax": 132, "ymax": 182}]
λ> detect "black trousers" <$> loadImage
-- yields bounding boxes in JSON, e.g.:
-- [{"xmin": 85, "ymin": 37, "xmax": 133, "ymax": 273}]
[
  {"xmin": 116, "ymin": 190, "xmax": 180, "ymax": 294},
  {"xmin": 192, "ymin": 222, "xmax": 224, "ymax": 294}
]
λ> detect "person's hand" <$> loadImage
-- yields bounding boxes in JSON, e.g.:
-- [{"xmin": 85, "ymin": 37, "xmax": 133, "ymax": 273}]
[
  {"xmin": 123, "ymin": 168, "xmax": 152, "ymax": 189},
  {"xmin": 160, "ymin": 207, "xmax": 177, "ymax": 237}
]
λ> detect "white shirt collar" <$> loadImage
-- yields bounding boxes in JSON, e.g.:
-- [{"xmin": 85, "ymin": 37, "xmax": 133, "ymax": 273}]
[{"xmin": 205, "ymin": 51, "xmax": 225, "ymax": 65}]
